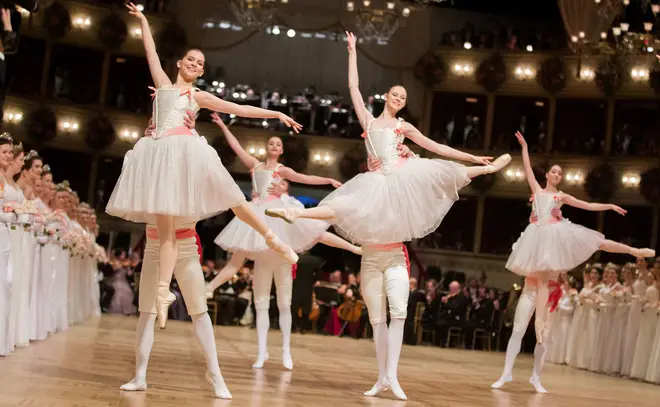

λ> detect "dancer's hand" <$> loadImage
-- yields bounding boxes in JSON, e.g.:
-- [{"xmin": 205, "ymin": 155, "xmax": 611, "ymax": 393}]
[
  {"xmin": 267, "ymin": 181, "xmax": 288, "ymax": 197},
  {"xmin": 277, "ymin": 112, "xmax": 303, "ymax": 133},
  {"xmin": 346, "ymin": 31, "xmax": 357, "ymax": 54},
  {"xmin": 210, "ymin": 112, "xmax": 225, "ymax": 127},
  {"xmin": 551, "ymin": 207, "xmax": 563, "ymax": 220},
  {"xmin": 609, "ymin": 204, "xmax": 627, "ymax": 216},
  {"xmin": 126, "ymin": 2, "xmax": 146, "ymax": 21},
  {"xmin": 144, "ymin": 119, "xmax": 155, "ymax": 137},
  {"xmin": 471, "ymin": 155, "xmax": 493, "ymax": 165},
  {"xmin": 183, "ymin": 110, "xmax": 196, "ymax": 129},
  {"xmin": 515, "ymin": 131, "xmax": 527, "ymax": 148},
  {"xmin": 367, "ymin": 155, "xmax": 382, "ymax": 172},
  {"xmin": 330, "ymin": 179, "xmax": 342, "ymax": 188},
  {"xmin": 397, "ymin": 143, "xmax": 414, "ymax": 158}
]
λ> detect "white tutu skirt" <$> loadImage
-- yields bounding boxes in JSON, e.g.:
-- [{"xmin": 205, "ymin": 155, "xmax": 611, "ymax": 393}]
[
  {"xmin": 106, "ymin": 135, "xmax": 246, "ymax": 224},
  {"xmin": 321, "ymin": 157, "xmax": 470, "ymax": 245},
  {"xmin": 506, "ymin": 219, "xmax": 604, "ymax": 275},
  {"xmin": 215, "ymin": 196, "xmax": 329, "ymax": 259}
]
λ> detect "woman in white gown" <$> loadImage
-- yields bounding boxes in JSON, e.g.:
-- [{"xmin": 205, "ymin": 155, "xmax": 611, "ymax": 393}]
[
  {"xmin": 106, "ymin": 3, "xmax": 302, "ymax": 330},
  {"xmin": 211, "ymin": 117, "xmax": 362, "ymax": 370},
  {"xmin": 630, "ymin": 271, "xmax": 659, "ymax": 379},
  {"xmin": 546, "ymin": 272, "xmax": 576, "ymax": 365},
  {"xmin": 621, "ymin": 263, "xmax": 648, "ymax": 376},
  {"xmin": 645, "ymin": 274, "xmax": 660, "ymax": 383},
  {"xmin": 565, "ymin": 268, "xmax": 591, "ymax": 365},
  {"xmin": 0, "ymin": 133, "xmax": 16, "ymax": 356},
  {"xmin": 592, "ymin": 264, "xmax": 622, "ymax": 373}
]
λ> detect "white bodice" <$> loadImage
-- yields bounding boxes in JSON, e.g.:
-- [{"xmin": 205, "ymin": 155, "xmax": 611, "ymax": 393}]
[
  {"xmin": 3, "ymin": 181, "xmax": 25, "ymax": 206},
  {"xmin": 364, "ymin": 119, "xmax": 405, "ymax": 175},
  {"xmin": 531, "ymin": 191, "xmax": 562, "ymax": 225},
  {"xmin": 600, "ymin": 283, "xmax": 620, "ymax": 305},
  {"xmin": 558, "ymin": 287, "xmax": 575, "ymax": 312},
  {"xmin": 151, "ymin": 86, "xmax": 200, "ymax": 138},
  {"xmin": 645, "ymin": 285, "xmax": 659, "ymax": 305},
  {"xmin": 251, "ymin": 163, "xmax": 282, "ymax": 199},
  {"xmin": 633, "ymin": 278, "xmax": 648, "ymax": 296}
]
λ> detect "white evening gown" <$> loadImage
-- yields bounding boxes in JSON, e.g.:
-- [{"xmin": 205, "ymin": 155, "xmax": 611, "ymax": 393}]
[{"xmin": 629, "ymin": 285, "xmax": 660, "ymax": 379}]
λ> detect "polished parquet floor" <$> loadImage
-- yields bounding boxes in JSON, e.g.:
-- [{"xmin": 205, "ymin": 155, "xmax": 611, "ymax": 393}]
[{"xmin": 1, "ymin": 315, "xmax": 658, "ymax": 407}]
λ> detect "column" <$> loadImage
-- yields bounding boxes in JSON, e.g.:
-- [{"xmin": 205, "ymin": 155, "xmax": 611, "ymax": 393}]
[
  {"xmin": 87, "ymin": 153, "xmax": 99, "ymax": 207},
  {"xmin": 545, "ymin": 97, "xmax": 556, "ymax": 153},
  {"xmin": 39, "ymin": 41, "xmax": 52, "ymax": 99},
  {"xmin": 603, "ymin": 98, "xmax": 615, "ymax": 156},
  {"xmin": 98, "ymin": 51, "xmax": 111, "ymax": 107},
  {"xmin": 483, "ymin": 93, "xmax": 495, "ymax": 151},
  {"xmin": 473, "ymin": 195, "xmax": 485, "ymax": 254},
  {"xmin": 651, "ymin": 206, "xmax": 659, "ymax": 249}
]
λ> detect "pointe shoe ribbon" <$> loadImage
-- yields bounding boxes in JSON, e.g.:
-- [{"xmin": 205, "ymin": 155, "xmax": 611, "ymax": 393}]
[{"xmin": 265, "ymin": 232, "xmax": 299, "ymax": 264}]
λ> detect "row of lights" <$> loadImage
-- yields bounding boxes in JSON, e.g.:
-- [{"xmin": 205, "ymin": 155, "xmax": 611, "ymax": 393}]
[
  {"xmin": 346, "ymin": 1, "xmax": 412, "ymax": 16},
  {"xmin": 247, "ymin": 144, "xmax": 334, "ymax": 164},
  {"xmin": 504, "ymin": 167, "xmax": 641, "ymax": 188},
  {"xmin": 71, "ymin": 12, "xmax": 143, "ymax": 38}
]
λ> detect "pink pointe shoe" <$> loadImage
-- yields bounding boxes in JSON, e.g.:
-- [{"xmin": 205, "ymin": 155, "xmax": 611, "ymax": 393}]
[
  {"xmin": 265, "ymin": 231, "xmax": 298, "ymax": 264},
  {"xmin": 156, "ymin": 284, "xmax": 176, "ymax": 330}
]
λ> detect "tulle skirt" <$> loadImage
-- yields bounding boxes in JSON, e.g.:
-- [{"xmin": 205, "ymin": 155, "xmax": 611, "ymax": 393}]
[
  {"xmin": 215, "ymin": 196, "xmax": 329, "ymax": 259},
  {"xmin": 506, "ymin": 220, "xmax": 604, "ymax": 275},
  {"xmin": 106, "ymin": 135, "xmax": 246, "ymax": 224},
  {"xmin": 320, "ymin": 157, "xmax": 470, "ymax": 245}
]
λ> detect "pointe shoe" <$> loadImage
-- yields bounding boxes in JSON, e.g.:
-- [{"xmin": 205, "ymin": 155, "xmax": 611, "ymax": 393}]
[
  {"xmin": 252, "ymin": 353, "xmax": 269, "ymax": 369},
  {"xmin": 282, "ymin": 349, "xmax": 293, "ymax": 370},
  {"xmin": 491, "ymin": 375, "xmax": 512, "ymax": 389},
  {"xmin": 120, "ymin": 378, "xmax": 147, "ymax": 391},
  {"xmin": 632, "ymin": 248, "xmax": 656, "ymax": 258},
  {"xmin": 206, "ymin": 372, "xmax": 232, "ymax": 400},
  {"xmin": 363, "ymin": 379, "xmax": 389, "ymax": 397},
  {"xmin": 264, "ymin": 231, "xmax": 299, "ymax": 264},
  {"xmin": 529, "ymin": 376, "xmax": 548, "ymax": 394},
  {"xmin": 265, "ymin": 208, "xmax": 298, "ymax": 224},
  {"xmin": 156, "ymin": 286, "xmax": 176, "ymax": 330},
  {"xmin": 485, "ymin": 154, "xmax": 512, "ymax": 174},
  {"xmin": 387, "ymin": 378, "xmax": 407, "ymax": 401}
]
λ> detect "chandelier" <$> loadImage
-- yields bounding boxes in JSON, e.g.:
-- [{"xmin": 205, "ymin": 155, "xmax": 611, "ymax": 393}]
[
  {"xmin": 230, "ymin": 0, "xmax": 288, "ymax": 28},
  {"xmin": 345, "ymin": 1, "xmax": 416, "ymax": 42}
]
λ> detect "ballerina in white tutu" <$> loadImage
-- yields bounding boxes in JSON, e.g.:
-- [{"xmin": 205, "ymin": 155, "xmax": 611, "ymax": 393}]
[
  {"xmin": 505, "ymin": 131, "xmax": 654, "ymax": 347},
  {"xmin": 265, "ymin": 32, "xmax": 512, "ymax": 246},
  {"xmin": 106, "ymin": 3, "xmax": 302, "ymax": 329},
  {"xmin": 210, "ymin": 115, "xmax": 362, "ymax": 370}
]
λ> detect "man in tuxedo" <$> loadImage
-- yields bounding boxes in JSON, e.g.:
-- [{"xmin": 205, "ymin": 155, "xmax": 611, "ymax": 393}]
[
  {"xmin": 291, "ymin": 253, "xmax": 324, "ymax": 333},
  {"xmin": 433, "ymin": 281, "xmax": 469, "ymax": 347}
]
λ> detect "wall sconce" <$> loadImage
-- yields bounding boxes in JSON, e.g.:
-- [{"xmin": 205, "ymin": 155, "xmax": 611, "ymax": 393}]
[
  {"xmin": 452, "ymin": 62, "xmax": 473, "ymax": 76},
  {"xmin": 579, "ymin": 67, "xmax": 595, "ymax": 81},
  {"xmin": 3, "ymin": 109, "xmax": 22, "ymax": 123},
  {"xmin": 505, "ymin": 168, "xmax": 525, "ymax": 182},
  {"xmin": 120, "ymin": 129, "xmax": 140, "ymax": 142},
  {"xmin": 312, "ymin": 151, "xmax": 333, "ymax": 165},
  {"xmin": 514, "ymin": 65, "xmax": 535, "ymax": 80},
  {"xmin": 631, "ymin": 67, "xmax": 649, "ymax": 81},
  {"xmin": 248, "ymin": 145, "xmax": 266, "ymax": 157},
  {"xmin": 622, "ymin": 173, "xmax": 640, "ymax": 188},
  {"xmin": 564, "ymin": 171, "xmax": 584, "ymax": 185},
  {"xmin": 131, "ymin": 27, "xmax": 143, "ymax": 38},
  {"xmin": 73, "ymin": 16, "xmax": 91, "ymax": 29},
  {"xmin": 60, "ymin": 120, "xmax": 79, "ymax": 132}
]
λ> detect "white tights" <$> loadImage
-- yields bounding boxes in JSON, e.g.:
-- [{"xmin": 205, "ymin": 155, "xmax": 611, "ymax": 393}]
[{"xmin": 492, "ymin": 286, "xmax": 550, "ymax": 393}]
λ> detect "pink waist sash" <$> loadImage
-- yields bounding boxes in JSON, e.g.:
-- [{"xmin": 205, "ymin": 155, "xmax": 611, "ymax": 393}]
[{"xmin": 146, "ymin": 227, "xmax": 195, "ymax": 240}]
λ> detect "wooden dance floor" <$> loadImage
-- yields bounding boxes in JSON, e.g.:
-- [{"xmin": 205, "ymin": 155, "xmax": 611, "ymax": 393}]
[{"xmin": 1, "ymin": 315, "xmax": 658, "ymax": 407}]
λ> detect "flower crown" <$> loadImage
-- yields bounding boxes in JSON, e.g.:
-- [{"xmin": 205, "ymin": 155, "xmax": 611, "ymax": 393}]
[
  {"xmin": 24, "ymin": 149, "xmax": 40, "ymax": 162},
  {"xmin": 42, "ymin": 164, "xmax": 51, "ymax": 173},
  {"xmin": 0, "ymin": 132, "xmax": 12, "ymax": 142}
]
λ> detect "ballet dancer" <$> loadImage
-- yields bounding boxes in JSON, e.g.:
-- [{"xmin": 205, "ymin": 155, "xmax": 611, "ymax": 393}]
[
  {"xmin": 493, "ymin": 131, "xmax": 655, "ymax": 392},
  {"xmin": 265, "ymin": 32, "xmax": 512, "ymax": 246},
  {"xmin": 106, "ymin": 3, "xmax": 302, "ymax": 329},
  {"xmin": 211, "ymin": 116, "xmax": 361, "ymax": 370}
]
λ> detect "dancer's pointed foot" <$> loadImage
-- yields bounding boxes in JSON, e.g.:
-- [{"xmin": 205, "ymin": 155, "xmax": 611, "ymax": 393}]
[
  {"xmin": 387, "ymin": 377, "xmax": 407, "ymax": 401},
  {"xmin": 363, "ymin": 378, "xmax": 389, "ymax": 397},
  {"xmin": 485, "ymin": 154, "xmax": 512, "ymax": 174},
  {"xmin": 282, "ymin": 349, "xmax": 293, "ymax": 370},
  {"xmin": 264, "ymin": 231, "xmax": 298, "ymax": 264},
  {"xmin": 252, "ymin": 353, "xmax": 269, "ymax": 369},
  {"xmin": 529, "ymin": 375, "xmax": 548, "ymax": 394},
  {"xmin": 265, "ymin": 208, "xmax": 298, "ymax": 224},
  {"xmin": 156, "ymin": 285, "xmax": 176, "ymax": 330},
  {"xmin": 491, "ymin": 375, "xmax": 513, "ymax": 389},
  {"xmin": 120, "ymin": 377, "xmax": 147, "ymax": 391},
  {"xmin": 206, "ymin": 372, "xmax": 232, "ymax": 399},
  {"xmin": 632, "ymin": 248, "xmax": 655, "ymax": 258}
]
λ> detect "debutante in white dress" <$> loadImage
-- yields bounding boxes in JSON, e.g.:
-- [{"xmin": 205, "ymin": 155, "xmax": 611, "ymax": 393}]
[
  {"xmin": 546, "ymin": 286, "xmax": 575, "ymax": 364},
  {"xmin": 602, "ymin": 286, "xmax": 629, "ymax": 374},
  {"xmin": 566, "ymin": 285, "xmax": 593, "ymax": 366},
  {"xmin": 506, "ymin": 191, "xmax": 604, "ymax": 276},
  {"xmin": 621, "ymin": 277, "xmax": 647, "ymax": 376},
  {"xmin": 593, "ymin": 283, "xmax": 621, "ymax": 373},
  {"xmin": 317, "ymin": 118, "xmax": 470, "ymax": 245},
  {"xmin": 106, "ymin": 85, "xmax": 246, "ymax": 224},
  {"xmin": 645, "ymin": 305, "xmax": 660, "ymax": 383},
  {"xmin": 630, "ymin": 285, "xmax": 660, "ymax": 379},
  {"xmin": 575, "ymin": 284, "xmax": 603, "ymax": 369},
  {"xmin": 215, "ymin": 163, "xmax": 328, "ymax": 258},
  {"xmin": 51, "ymin": 210, "xmax": 70, "ymax": 333},
  {"xmin": 0, "ymin": 179, "xmax": 17, "ymax": 355},
  {"xmin": 29, "ymin": 198, "xmax": 51, "ymax": 341}
]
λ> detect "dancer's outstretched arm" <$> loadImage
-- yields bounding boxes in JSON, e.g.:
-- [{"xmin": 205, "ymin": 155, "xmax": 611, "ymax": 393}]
[
  {"xmin": 560, "ymin": 194, "xmax": 627, "ymax": 215},
  {"xmin": 402, "ymin": 122, "xmax": 492, "ymax": 165},
  {"xmin": 210, "ymin": 113, "xmax": 259, "ymax": 170},
  {"xmin": 126, "ymin": 3, "xmax": 170, "ymax": 88},
  {"xmin": 346, "ymin": 32, "xmax": 374, "ymax": 129},
  {"xmin": 514, "ymin": 131, "xmax": 542, "ymax": 193},
  {"xmin": 195, "ymin": 93, "xmax": 302, "ymax": 133},
  {"xmin": 278, "ymin": 167, "xmax": 342, "ymax": 188}
]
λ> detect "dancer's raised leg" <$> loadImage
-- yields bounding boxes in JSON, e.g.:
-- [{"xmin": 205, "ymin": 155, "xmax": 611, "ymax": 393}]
[
  {"xmin": 265, "ymin": 206, "xmax": 336, "ymax": 224},
  {"xmin": 252, "ymin": 258, "xmax": 275, "ymax": 368},
  {"xmin": 492, "ymin": 287, "xmax": 536, "ymax": 389},
  {"xmin": 232, "ymin": 203, "xmax": 298, "ymax": 263},
  {"xmin": 318, "ymin": 232, "xmax": 362, "ymax": 255},
  {"xmin": 465, "ymin": 154, "xmax": 512, "ymax": 179},
  {"xmin": 273, "ymin": 256, "xmax": 294, "ymax": 369},
  {"xmin": 155, "ymin": 215, "xmax": 177, "ymax": 330},
  {"xmin": 192, "ymin": 313, "xmax": 232, "ymax": 399},
  {"xmin": 599, "ymin": 239, "xmax": 655, "ymax": 258},
  {"xmin": 120, "ymin": 312, "xmax": 156, "ymax": 391},
  {"xmin": 206, "ymin": 252, "xmax": 247, "ymax": 298}
]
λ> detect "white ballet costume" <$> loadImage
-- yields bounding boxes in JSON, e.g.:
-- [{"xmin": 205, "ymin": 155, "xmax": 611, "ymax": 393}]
[
  {"xmin": 506, "ymin": 191, "xmax": 604, "ymax": 275},
  {"xmin": 106, "ymin": 85, "xmax": 246, "ymax": 224},
  {"xmin": 621, "ymin": 278, "xmax": 647, "ymax": 376},
  {"xmin": 546, "ymin": 286, "xmax": 574, "ymax": 365},
  {"xmin": 317, "ymin": 118, "xmax": 470, "ymax": 246},
  {"xmin": 491, "ymin": 282, "xmax": 553, "ymax": 393},
  {"xmin": 630, "ymin": 285, "xmax": 659, "ymax": 379}
]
